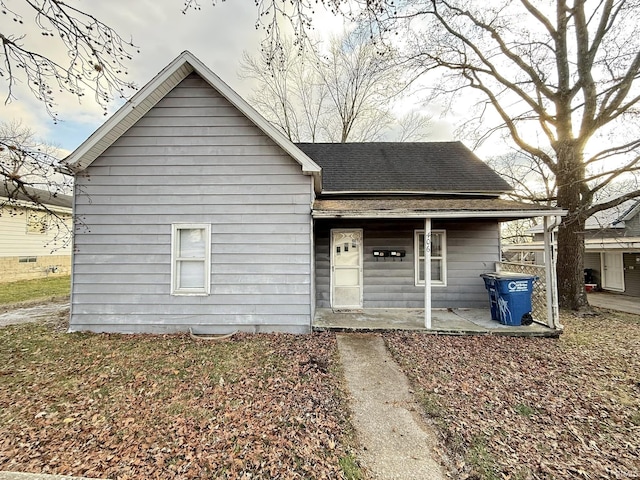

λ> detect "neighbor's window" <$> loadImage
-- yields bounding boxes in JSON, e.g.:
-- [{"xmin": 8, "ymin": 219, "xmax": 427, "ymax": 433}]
[
  {"xmin": 415, "ymin": 230, "xmax": 447, "ymax": 286},
  {"xmin": 26, "ymin": 210, "xmax": 49, "ymax": 234},
  {"xmin": 171, "ymin": 224, "xmax": 211, "ymax": 295}
]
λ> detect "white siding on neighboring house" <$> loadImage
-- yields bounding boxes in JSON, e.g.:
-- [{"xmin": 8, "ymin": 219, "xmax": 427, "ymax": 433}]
[
  {"xmin": 70, "ymin": 73, "xmax": 314, "ymax": 334},
  {"xmin": 0, "ymin": 206, "xmax": 72, "ymax": 257}
]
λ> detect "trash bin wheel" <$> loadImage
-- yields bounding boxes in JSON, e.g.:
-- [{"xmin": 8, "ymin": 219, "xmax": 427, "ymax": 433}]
[{"xmin": 521, "ymin": 313, "xmax": 533, "ymax": 326}]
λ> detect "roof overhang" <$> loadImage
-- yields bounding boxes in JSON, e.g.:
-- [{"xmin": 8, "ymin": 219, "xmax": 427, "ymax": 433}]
[
  {"xmin": 64, "ymin": 51, "xmax": 322, "ymax": 192},
  {"xmin": 312, "ymin": 198, "xmax": 566, "ymax": 220}
]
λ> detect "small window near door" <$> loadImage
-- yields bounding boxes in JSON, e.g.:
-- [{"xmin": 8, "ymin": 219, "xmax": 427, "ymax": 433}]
[
  {"xmin": 415, "ymin": 230, "xmax": 447, "ymax": 286},
  {"xmin": 171, "ymin": 224, "xmax": 211, "ymax": 295}
]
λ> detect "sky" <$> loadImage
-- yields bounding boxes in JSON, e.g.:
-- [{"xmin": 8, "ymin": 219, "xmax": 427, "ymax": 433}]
[{"xmin": 0, "ymin": 0, "xmax": 455, "ymax": 156}]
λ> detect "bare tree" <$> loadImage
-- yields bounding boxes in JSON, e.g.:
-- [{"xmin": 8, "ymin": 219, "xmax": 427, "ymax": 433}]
[
  {"xmin": 1, "ymin": 0, "xmax": 139, "ymax": 220},
  {"xmin": 315, "ymin": 31, "xmax": 399, "ymax": 142},
  {"xmin": 240, "ymin": 38, "xmax": 328, "ymax": 142},
  {"xmin": 395, "ymin": 111, "xmax": 432, "ymax": 143},
  {"xmin": 486, "ymin": 150, "xmax": 557, "ymax": 206},
  {"xmin": 241, "ymin": 30, "xmax": 430, "ymax": 142},
  {"xmin": 0, "ymin": 120, "xmax": 73, "ymax": 248},
  {"xmin": 1, "ymin": 0, "xmax": 138, "ymax": 120}
]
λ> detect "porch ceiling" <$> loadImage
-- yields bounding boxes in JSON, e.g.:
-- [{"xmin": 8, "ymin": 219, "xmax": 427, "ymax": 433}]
[{"xmin": 312, "ymin": 198, "xmax": 564, "ymax": 220}]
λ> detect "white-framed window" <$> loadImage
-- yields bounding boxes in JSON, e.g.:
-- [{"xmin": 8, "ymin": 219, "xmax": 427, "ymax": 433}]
[
  {"xmin": 415, "ymin": 230, "xmax": 447, "ymax": 286},
  {"xmin": 171, "ymin": 224, "xmax": 211, "ymax": 295},
  {"xmin": 26, "ymin": 210, "xmax": 49, "ymax": 234}
]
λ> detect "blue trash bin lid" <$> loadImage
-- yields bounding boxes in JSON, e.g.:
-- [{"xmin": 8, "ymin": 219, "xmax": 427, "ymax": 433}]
[{"xmin": 480, "ymin": 272, "xmax": 538, "ymax": 281}]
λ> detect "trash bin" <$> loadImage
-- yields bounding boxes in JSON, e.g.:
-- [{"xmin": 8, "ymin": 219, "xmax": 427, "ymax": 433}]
[{"xmin": 480, "ymin": 273, "xmax": 537, "ymax": 326}]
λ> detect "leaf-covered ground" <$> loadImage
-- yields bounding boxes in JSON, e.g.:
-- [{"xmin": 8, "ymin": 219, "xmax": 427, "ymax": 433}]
[
  {"xmin": 386, "ymin": 311, "xmax": 640, "ymax": 479},
  {"xmin": 0, "ymin": 320, "xmax": 358, "ymax": 479}
]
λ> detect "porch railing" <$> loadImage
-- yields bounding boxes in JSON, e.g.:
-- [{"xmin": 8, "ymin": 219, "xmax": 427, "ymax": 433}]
[{"xmin": 496, "ymin": 262, "xmax": 547, "ymax": 324}]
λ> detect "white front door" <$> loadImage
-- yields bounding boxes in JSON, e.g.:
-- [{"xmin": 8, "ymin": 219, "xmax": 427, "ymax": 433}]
[
  {"xmin": 331, "ymin": 229, "xmax": 363, "ymax": 309},
  {"xmin": 602, "ymin": 252, "xmax": 625, "ymax": 291}
]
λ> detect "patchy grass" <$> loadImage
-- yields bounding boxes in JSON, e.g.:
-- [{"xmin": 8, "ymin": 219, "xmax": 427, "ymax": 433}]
[
  {"xmin": 386, "ymin": 310, "xmax": 640, "ymax": 479},
  {"xmin": 338, "ymin": 454, "xmax": 363, "ymax": 480},
  {"xmin": 0, "ymin": 322, "xmax": 359, "ymax": 479},
  {"xmin": 0, "ymin": 275, "xmax": 70, "ymax": 305}
]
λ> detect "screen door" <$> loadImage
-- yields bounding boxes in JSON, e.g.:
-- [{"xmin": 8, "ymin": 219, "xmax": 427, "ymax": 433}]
[{"xmin": 331, "ymin": 229, "xmax": 363, "ymax": 309}]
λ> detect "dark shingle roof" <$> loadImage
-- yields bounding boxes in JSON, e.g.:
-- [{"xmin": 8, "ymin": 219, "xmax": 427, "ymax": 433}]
[{"xmin": 296, "ymin": 142, "xmax": 512, "ymax": 194}]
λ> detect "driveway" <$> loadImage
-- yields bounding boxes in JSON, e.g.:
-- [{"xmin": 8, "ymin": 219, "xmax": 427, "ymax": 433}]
[
  {"xmin": 588, "ymin": 291, "xmax": 640, "ymax": 315},
  {"xmin": 0, "ymin": 300, "xmax": 69, "ymax": 328}
]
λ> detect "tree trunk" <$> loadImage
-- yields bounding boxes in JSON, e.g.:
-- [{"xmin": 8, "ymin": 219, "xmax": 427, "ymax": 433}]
[
  {"xmin": 556, "ymin": 212, "xmax": 588, "ymax": 310},
  {"xmin": 555, "ymin": 142, "xmax": 589, "ymax": 310}
]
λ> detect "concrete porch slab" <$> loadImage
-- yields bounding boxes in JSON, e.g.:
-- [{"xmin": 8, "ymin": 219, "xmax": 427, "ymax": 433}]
[{"xmin": 313, "ymin": 308, "xmax": 559, "ymax": 337}]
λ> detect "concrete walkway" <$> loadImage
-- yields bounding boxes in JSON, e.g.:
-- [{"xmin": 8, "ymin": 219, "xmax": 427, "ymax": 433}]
[{"xmin": 337, "ymin": 333, "xmax": 446, "ymax": 480}]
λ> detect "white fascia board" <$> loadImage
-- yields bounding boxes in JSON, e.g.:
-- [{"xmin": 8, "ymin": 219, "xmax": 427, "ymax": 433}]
[
  {"xmin": 65, "ymin": 58, "xmax": 192, "ymax": 172},
  {"xmin": 312, "ymin": 209, "xmax": 566, "ymax": 219},
  {"xmin": 65, "ymin": 51, "xmax": 321, "ymax": 178}
]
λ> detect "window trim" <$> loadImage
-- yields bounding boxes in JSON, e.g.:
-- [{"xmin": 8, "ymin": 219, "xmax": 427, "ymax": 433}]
[
  {"xmin": 171, "ymin": 223, "xmax": 211, "ymax": 296},
  {"xmin": 415, "ymin": 229, "xmax": 447, "ymax": 287},
  {"xmin": 26, "ymin": 209, "xmax": 50, "ymax": 235}
]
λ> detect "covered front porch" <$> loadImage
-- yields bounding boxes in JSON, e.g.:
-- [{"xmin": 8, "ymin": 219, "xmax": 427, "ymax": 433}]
[{"xmin": 313, "ymin": 308, "xmax": 559, "ymax": 337}]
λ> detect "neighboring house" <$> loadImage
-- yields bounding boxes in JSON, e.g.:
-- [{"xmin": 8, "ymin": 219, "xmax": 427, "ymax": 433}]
[
  {"xmin": 0, "ymin": 185, "xmax": 73, "ymax": 282},
  {"xmin": 504, "ymin": 199, "xmax": 640, "ymax": 296},
  {"xmin": 64, "ymin": 51, "xmax": 563, "ymax": 334}
]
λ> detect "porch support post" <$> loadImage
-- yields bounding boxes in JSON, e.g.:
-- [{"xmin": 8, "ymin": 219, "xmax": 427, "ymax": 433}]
[
  {"xmin": 543, "ymin": 216, "xmax": 560, "ymax": 328},
  {"xmin": 552, "ymin": 217, "xmax": 562, "ymax": 328},
  {"xmin": 424, "ymin": 217, "xmax": 432, "ymax": 329}
]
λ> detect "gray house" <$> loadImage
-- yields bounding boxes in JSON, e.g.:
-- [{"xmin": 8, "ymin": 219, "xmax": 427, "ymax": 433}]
[{"xmin": 65, "ymin": 51, "xmax": 562, "ymax": 334}]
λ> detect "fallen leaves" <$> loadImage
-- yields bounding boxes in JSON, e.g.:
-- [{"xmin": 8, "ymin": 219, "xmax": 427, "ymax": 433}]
[
  {"xmin": 0, "ymin": 326, "xmax": 355, "ymax": 479},
  {"xmin": 386, "ymin": 310, "xmax": 640, "ymax": 479}
]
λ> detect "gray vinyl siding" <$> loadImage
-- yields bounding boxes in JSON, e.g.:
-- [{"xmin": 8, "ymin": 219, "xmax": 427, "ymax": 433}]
[
  {"xmin": 315, "ymin": 219, "xmax": 500, "ymax": 309},
  {"xmin": 71, "ymin": 73, "xmax": 313, "ymax": 334},
  {"xmin": 623, "ymin": 253, "xmax": 640, "ymax": 297}
]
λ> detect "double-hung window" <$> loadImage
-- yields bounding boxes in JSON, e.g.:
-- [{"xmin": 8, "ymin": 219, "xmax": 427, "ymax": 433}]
[
  {"xmin": 171, "ymin": 224, "xmax": 211, "ymax": 295},
  {"xmin": 415, "ymin": 230, "xmax": 447, "ymax": 286}
]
